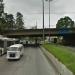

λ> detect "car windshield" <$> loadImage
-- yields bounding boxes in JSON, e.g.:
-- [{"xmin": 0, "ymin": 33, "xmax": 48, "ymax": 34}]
[{"xmin": 8, "ymin": 47, "xmax": 18, "ymax": 51}]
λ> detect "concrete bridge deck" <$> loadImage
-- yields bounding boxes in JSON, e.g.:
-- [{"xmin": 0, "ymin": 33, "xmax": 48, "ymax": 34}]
[{"xmin": 1, "ymin": 28, "xmax": 75, "ymax": 37}]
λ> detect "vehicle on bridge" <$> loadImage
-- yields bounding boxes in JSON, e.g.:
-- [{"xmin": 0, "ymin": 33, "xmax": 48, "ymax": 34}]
[{"xmin": 7, "ymin": 44, "xmax": 24, "ymax": 60}]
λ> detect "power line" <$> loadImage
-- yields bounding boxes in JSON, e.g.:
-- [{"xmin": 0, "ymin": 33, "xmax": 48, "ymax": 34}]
[{"xmin": 50, "ymin": 12, "xmax": 75, "ymax": 14}]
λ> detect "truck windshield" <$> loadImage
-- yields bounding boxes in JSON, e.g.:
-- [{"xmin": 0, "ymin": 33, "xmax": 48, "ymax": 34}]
[{"xmin": 8, "ymin": 47, "xmax": 18, "ymax": 51}]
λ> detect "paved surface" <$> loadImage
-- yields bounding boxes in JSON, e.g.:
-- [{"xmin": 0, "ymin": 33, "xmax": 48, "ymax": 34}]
[{"xmin": 0, "ymin": 47, "xmax": 58, "ymax": 75}]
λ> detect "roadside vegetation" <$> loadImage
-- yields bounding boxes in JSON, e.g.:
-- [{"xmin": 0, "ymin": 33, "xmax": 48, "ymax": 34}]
[{"xmin": 42, "ymin": 43, "xmax": 75, "ymax": 74}]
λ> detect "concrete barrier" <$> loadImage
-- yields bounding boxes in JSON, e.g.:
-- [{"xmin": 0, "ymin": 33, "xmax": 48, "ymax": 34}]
[{"xmin": 40, "ymin": 46, "xmax": 73, "ymax": 75}]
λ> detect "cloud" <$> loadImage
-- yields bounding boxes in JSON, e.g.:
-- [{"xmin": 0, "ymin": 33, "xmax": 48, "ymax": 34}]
[
  {"xmin": 50, "ymin": 0, "xmax": 75, "ymax": 26},
  {"xmin": 5, "ymin": 0, "xmax": 75, "ymax": 28},
  {"xmin": 3, "ymin": 0, "xmax": 51, "ymax": 28},
  {"xmin": 4, "ymin": 0, "xmax": 43, "ymax": 14},
  {"xmin": 50, "ymin": 0, "xmax": 75, "ymax": 14}
]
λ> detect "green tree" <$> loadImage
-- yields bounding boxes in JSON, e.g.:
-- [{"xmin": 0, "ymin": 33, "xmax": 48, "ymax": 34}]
[
  {"xmin": 5, "ymin": 14, "xmax": 15, "ymax": 30},
  {"xmin": 15, "ymin": 12, "xmax": 24, "ymax": 30},
  {"xmin": 0, "ymin": 18, "xmax": 7, "ymax": 31},
  {"xmin": 56, "ymin": 16, "xmax": 74, "ymax": 29}
]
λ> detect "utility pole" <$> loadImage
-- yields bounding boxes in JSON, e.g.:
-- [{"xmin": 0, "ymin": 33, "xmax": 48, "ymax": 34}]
[
  {"xmin": 49, "ymin": 0, "xmax": 50, "ymax": 43},
  {"xmin": 42, "ymin": 0, "xmax": 45, "ymax": 43},
  {"xmin": 36, "ymin": 20, "xmax": 37, "ymax": 29},
  {"xmin": 46, "ymin": 0, "xmax": 50, "ymax": 43}
]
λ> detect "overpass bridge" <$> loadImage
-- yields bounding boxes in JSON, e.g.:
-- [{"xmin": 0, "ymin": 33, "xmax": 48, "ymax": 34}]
[
  {"xmin": 1, "ymin": 28, "xmax": 75, "ymax": 45},
  {"xmin": 1, "ymin": 28, "xmax": 75, "ymax": 37}
]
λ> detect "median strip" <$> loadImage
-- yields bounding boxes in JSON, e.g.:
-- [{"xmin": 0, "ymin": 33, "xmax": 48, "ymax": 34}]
[{"xmin": 42, "ymin": 44, "xmax": 74, "ymax": 75}]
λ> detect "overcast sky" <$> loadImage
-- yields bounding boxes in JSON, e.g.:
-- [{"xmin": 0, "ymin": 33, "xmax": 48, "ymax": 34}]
[
  {"xmin": 3, "ymin": 0, "xmax": 75, "ymax": 28},
  {"xmin": 50, "ymin": 0, "xmax": 75, "ymax": 27}
]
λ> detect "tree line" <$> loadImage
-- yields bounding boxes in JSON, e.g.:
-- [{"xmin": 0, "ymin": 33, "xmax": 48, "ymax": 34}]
[{"xmin": 0, "ymin": 12, "xmax": 25, "ymax": 31}]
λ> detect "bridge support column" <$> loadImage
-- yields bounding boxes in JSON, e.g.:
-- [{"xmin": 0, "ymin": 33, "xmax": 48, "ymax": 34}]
[{"xmin": 34, "ymin": 38, "xmax": 40, "ymax": 47}]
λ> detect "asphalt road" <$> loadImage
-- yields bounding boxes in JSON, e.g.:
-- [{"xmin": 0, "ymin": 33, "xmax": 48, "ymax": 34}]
[{"xmin": 0, "ymin": 47, "xmax": 58, "ymax": 75}]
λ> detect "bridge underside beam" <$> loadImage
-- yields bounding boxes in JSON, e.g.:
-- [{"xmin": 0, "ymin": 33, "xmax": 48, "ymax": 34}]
[{"xmin": 3, "ymin": 34, "xmax": 51, "ymax": 38}]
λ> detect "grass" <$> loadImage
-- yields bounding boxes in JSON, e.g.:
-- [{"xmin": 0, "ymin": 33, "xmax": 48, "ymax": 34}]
[{"xmin": 42, "ymin": 43, "xmax": 75, "ymax": 75}]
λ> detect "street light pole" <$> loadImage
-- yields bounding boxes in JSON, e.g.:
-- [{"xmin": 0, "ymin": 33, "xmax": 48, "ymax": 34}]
[
  {"xmin": 49, "ymin": 0, "xmax": 50, "ymax": 43},
  {"xmin": 42, "ymin": 0, "xmax": 51, "ymax": 43},
  {"xmin": 46, "ymin": 0, "xmax": 50, "ymax": 43},
  {"xmin": 42, "ymin": 0, "xmax": 45, "ymax": 43}
]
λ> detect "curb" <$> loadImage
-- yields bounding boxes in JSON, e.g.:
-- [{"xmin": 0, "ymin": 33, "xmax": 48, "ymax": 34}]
[{"xmin": 40, "ymin": 46, "xmax": 73, "ymax": 75}]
